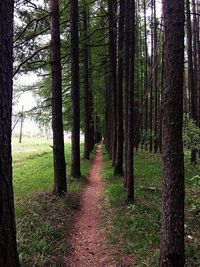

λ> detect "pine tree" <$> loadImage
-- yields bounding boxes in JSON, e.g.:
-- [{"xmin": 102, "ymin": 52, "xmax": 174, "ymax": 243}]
[{"xmin": 0, "ymin": 1, "xmax": 20, "ymax": 265}]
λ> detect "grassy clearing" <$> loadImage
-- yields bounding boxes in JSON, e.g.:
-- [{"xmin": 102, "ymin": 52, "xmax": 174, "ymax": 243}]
[
  {"xmin": 101, "ymin": 146, "xmax": 200, "ymax": 266},
  {"xmin": 13, "ymin": 138, "xmax": 93, "ymax": 266}
]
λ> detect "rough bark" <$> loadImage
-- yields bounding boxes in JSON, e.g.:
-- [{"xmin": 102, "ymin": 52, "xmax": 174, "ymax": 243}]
[
  {"xmin": 50, "ymin": 0, "xmax": 67, "ymax": 194},
  {"xmin": 70, "ymin": 0, "xmax": 81, "ymax": 178},
  {"xmin": 153, "ymin": 0, "xmax": 158, "ymax": 153},
  {"xmin": 82, "ymin": 4, "xmax": 90, "ymax": 160},
  {"xmin": 159, "ymin": 1, "xmax": 185, "ymax": 266},
  {"xmin": 0, "ymin": 1, "xmax": 20, "ymax": 265},
  {"xmin": 123, "ymin": 0, "xmax": 130, "ymax": 188},
  {"xmin": 124, "ymin": 0, "xmax": 135, "ymax": 201},
  {"xmin": 108, "ymin": 0, "xmax": 117, "ymax": 165},
  {"xmin": 143, "ymin": 0, "xmax": 148, "ymax": 150},
  {"xmin": 186, "ymin": 0, "xmax": 197, "ymax": 164},
  {"xmin": 114, "ymin": 0, "xmax": 124, "ymax": 177},
  {"xmin": 149, "ymin": 0, "xmax": 154, "ymax": 153}
]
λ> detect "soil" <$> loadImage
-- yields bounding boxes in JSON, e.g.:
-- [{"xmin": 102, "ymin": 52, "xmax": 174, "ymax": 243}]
[{"xmin": 65, "ymin": 145, "xmax": 113, "ymax": 267}]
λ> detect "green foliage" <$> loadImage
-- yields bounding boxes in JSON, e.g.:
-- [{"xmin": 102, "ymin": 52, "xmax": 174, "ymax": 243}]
[
  {"xmin": 140, "ymin": 129, "xmax": 158, "ymax": 147},
  {"xmin": 183, "ymin": 116, "xmax": 200, "ymax": 150}
]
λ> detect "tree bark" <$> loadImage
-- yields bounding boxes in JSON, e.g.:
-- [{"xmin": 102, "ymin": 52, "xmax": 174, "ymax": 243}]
[
  {"xmin": 0, "ymin": 1, "xmax": 20, "ymax": 265},
  {"xmin": 108, "ymin": 0, "xmax": 117, "ymax": 165},
  {"xmin": 82, "ymin": 3, "xmax": 91, "ymax": 160},
  {"xmin": 159, "ymin": 1, "xmax": 185, "ymax": 266},
  {"xmin": 153, "ymin": 0, "xmax": 158, "ymax": 153},
  {"xmin": 70, "ymin": 0, "xmax": 81, "ymax": 178},
  {"xmin": 124, "ymin": 0, "xmax": 135, "ymax": 201},
  {"xmin": 50, "ymin": 0, "xmax": 67, "ymax": 194},
  {"xmin": 143, "ymin": 0, "xmax": 149, "ymax": 150},
  {"xmin": 114, "ymin": 0, "xmax": 124, "ymax": 177},
  {"xmin": 186, "ymin": 0, "xmax": 197, "ymax": 164},
  {"xmin": 19, "ymin": 105, "xmax": 24, "ymax": 144}
]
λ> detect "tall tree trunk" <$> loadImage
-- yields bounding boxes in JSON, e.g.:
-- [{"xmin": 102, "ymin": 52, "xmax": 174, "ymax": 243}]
[
  {"xmin": 186, "ymin": 0, "xmax": 196, "ymax": 164},
  {"xmin": 108, "ymin": 0, "xmax": 117, "ymax": 165},
  {"xmin": 70, "ymin": 0, "xmax": 81, "ymax": 178},
  {"xmin": 82, "ymin": 3, "xmax": 90, "ymax": 160},
  {"xmin": 153, "ymin": 0, "xmax": 158, "ymax": 153},
  {"xmin": 159, "ymin": 1, "xmax": 185, "ymax": 266},
  {"xmin": 19, "ymin": 105, "xmax": 24, "ymax": 144},
  {"xmin": 124, "ymin": 0, "xmax": 130, "ymax": 188},
  {"xmin": 149, "ymin": 0, "xmax": 154, "ymax": 153},
  {"xmin": 124, "ymin": 0, "xmax": 135, "ymax": 201},
  {"xmin": 114, "ymin": 0, "xmax": 124, "ymax": 177},
  {"xmin": 143, "ymin": 0, "xmax": 149, "ymax": 150},
  {"xmin": 0, "ymin": 1, "xmax": 20, "ymax": 265},
  {"xmin": 50, "ymin": 0, "xmax": 67, "ymax": 194}
]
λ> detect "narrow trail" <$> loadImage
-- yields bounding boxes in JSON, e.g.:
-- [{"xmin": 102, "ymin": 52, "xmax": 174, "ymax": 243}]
[{"xmin": 65, "ymin": 145, "xmax": 111, "ymax": 267}]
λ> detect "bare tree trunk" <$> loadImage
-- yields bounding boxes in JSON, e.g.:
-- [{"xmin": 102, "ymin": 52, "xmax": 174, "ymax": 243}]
[
  {"xmin": 153, "ymin": 0, "xmax": 158, "ymax": 153},
  {"xmin": 82, "ymin": 2, "xmax": 91, "ymax": 160},
  {"xmin": 159, "ymin": 1, "xmax": 185, "ymax": 266},
  {"xmin": 70, "ymin": 0, "xmax": 81, "ymax": 178},
  {"xmin": 186, "ymin": 0, "xmax": 197, "ymax": 164},
  {"xmin": 50, "ymin": 0, "xmax": 67, "ymax": 194},
  {"xmin": 149, "ymin": 0, "xmax": 154, "ymax": 153},
  {"xmin": 114, "ymin": 0, "xmax": 124, "ymax": 177},
  {"xmin": 124, "ymin": 0, "xmax": 130, "ymax": 188},
  {"xmin": 19, "ymin": 105, "xmax": 24, "ymax": 144},
  {"xmin": 108, "ymin": 0, "xmax": 117, "ymax": 165},
  {"xmin": 124, "ymin": 0, "xmax": 135, "ymax": 201},
  {"xmin": 0, "ymin": 1, "xmax": 20, "ymax": 265},
  {"xmin": 143, "ymin": 0, "xmax": 149, "ymax": 150}
]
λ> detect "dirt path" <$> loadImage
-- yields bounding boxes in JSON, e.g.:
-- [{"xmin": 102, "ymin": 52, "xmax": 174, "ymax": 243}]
[{"xmin": 65, "ymin": 145, "xmax": 111, "ymax": 267}]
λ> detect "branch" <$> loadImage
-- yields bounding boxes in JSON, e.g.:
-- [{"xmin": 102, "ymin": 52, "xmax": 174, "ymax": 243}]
[{"xmin": 13, "ymin": 45, "xmax": 50, "ymax": 77}]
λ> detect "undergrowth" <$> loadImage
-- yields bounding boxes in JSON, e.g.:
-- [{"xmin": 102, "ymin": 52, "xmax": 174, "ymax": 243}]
[
  {"xmin": 13, "ymin": 138, "xmax": 93, "ymax": 266},
  {"xmin": 101, "ymin": 146, "xmax": 200, "ymax": 266}
]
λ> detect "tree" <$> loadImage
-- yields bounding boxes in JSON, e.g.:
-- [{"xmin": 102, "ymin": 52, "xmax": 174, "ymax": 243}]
[
  {"xmin": 108, "ymin": 0, "xmax": 117, "ymax": 165},
  {"xmin": 186, "ymin": 0, "xmax": 196, "ymax": 164},
  {"xmin": 50, "ymin": 0, "xmax": 67, "ymax": 194},
  {"xmin": 124, "ymin": 0, "xmax": 135, "ymax": 201},
  {"xmin": 82, "ymin": 1, "xmax": 91, "ymax": 160},
  {"xmin": 70, "ymin": 0, "xmax": 81, "ymax": 178},
  {"xmin": 114, "ymin": 0, "xmax": 124, "ymax": 177},
  {"xmin": 0, "ymin": 1, "xmax": 20, "ymax": 265},
  {"xmin": 159, "ymin": 1, "xmax": 185, "ymax": 266}
]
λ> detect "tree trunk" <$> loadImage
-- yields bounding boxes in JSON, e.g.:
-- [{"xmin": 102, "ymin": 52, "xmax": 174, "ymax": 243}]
[
  {"xmin": 149, "ymin": 0, "xmax": 154, "ymax": 153},
  {"xmin": 123, "ymin": 0, "xmax": 130, "ymax": 188},
  {"xmin": 153, "ymin": 0, "xmax": 158, "ymax": 153},
  {"xmin": 19, "ymin": 105, "xmax": 24, "ymax": 144},
  {"xmin": 124, "ymin": 0, "xmax": 135, "ymax": 201},
  {"xmin": 0, "ymin": 1, "xmax": 20, "ymax": 265},
  {"xmin": 50, "ymin": 0, "xmax": 67, "ymax": 194},
  {"xmin": 143, "ymin": 0, "xmax": 149, "ymax": 150},
  {"xmin": 82, "ymin": 3, "xmax": 91, "ymax": 160},
  {"xmin": 186, "ymin": 0, "xmax": 197, "ymax": 164},
  {"xmin": 114, "ymin": 0, "xmax": 124, "ymax": 177},
  {"xmin": 70, "ymin": 0, "xmax": 81, "ymax": 178},
  {"xmin": 108, "ymin": 0, "xmax": 117, "ymax": 165},
  {"xmin": 159, "ymin": 1, "xmax": 185, "ymax": 266}
]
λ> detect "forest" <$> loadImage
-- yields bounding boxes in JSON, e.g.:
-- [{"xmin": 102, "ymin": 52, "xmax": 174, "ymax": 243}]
[{"xmin": 0, "ymin": 0, "xmax": 200, "ymax": 266}]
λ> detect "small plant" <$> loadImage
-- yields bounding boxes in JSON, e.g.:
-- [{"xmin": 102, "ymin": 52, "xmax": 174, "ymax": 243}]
[
  {"xmin": 190, "ymin": 175, "xmax": 200, "ymax": 188},
  {"xmin": 183, "ymin": 116, "xmax": 200, "ymax": 151}
]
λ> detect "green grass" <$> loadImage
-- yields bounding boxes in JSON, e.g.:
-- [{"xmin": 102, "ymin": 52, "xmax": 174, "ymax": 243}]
[
  {"xmin": 101, "ymin": 146, "xmax": 200, "ymax": 266},
  {"xmin": 13, "ymin": 138, "xmax": 93, "ymax": 266}
]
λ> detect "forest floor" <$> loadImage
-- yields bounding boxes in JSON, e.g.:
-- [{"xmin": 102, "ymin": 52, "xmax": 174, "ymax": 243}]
[
  {"xmin": 13, "ymin": 138, "xmax": 92, "ymax": 266},
  {"xmin": 13, "ymin": 139, "xmax": 200, "ymax": 266},
  {"xmin": 65, "ymin": 145, "xmax": 113, "ymax": 267}
]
